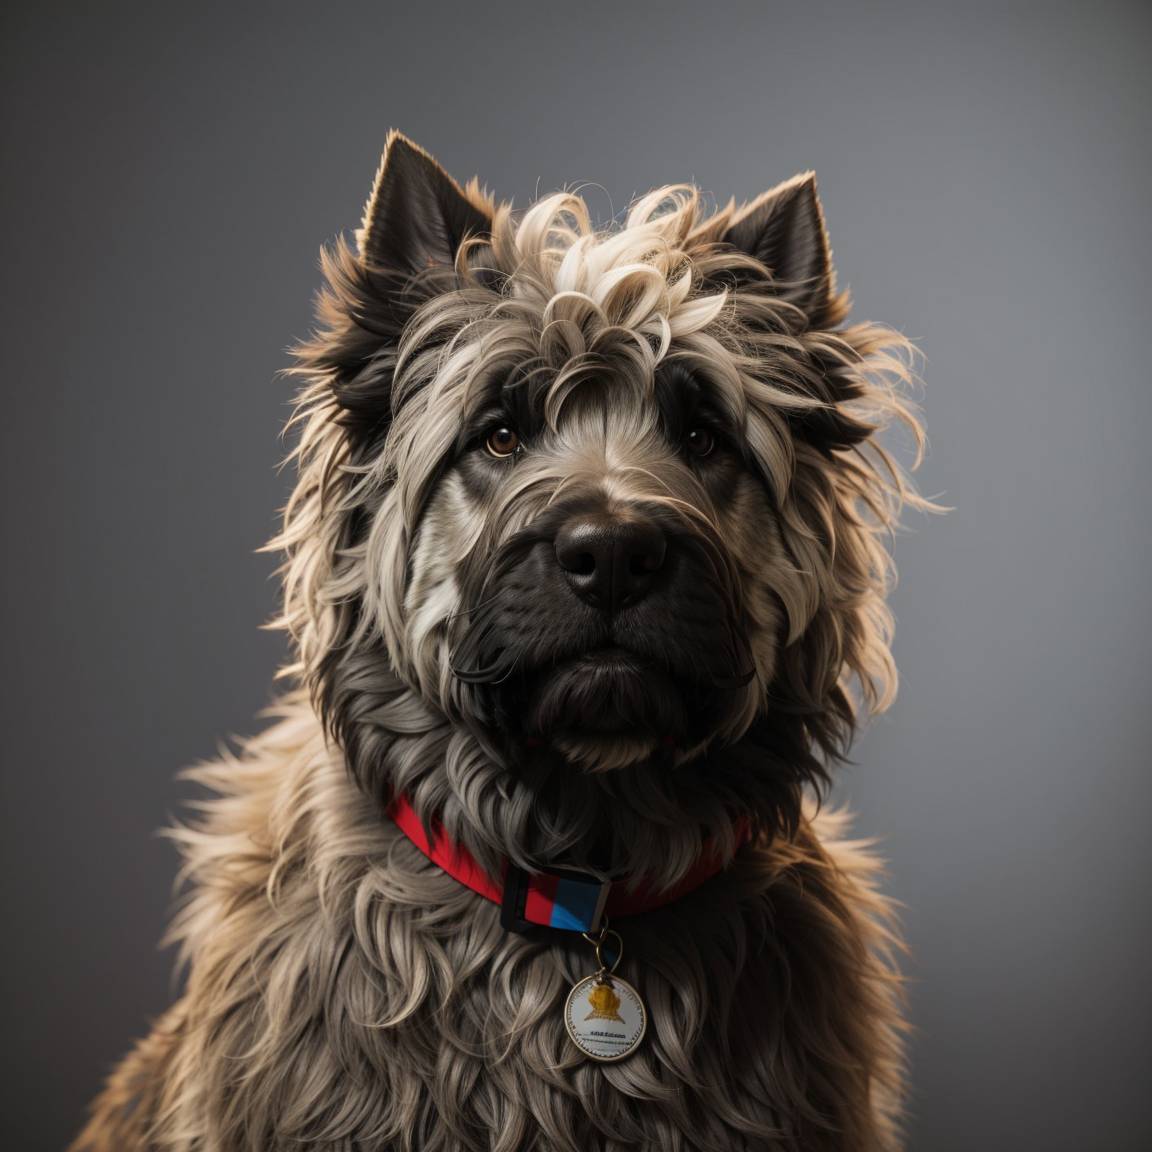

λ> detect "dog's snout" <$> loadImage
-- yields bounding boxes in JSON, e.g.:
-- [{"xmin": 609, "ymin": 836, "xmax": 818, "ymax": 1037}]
[{"xmin": 554, "ymin": 514, "xmax": 667, "ymax": 612}]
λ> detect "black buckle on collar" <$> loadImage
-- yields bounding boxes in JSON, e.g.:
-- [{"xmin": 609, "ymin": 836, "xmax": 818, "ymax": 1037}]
[{"xmin": 500, "ymin": 862, "xmax": 612, "ymax": 936}]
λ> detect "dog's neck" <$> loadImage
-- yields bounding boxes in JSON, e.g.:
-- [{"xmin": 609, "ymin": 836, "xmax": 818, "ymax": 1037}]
[
  {"xmin": 384, "ymin": 787, "xmax": 755, "ymax": 935},
  {"xmin": 317, "ymin": 653, "xmax": 824, "ymax": 893}
]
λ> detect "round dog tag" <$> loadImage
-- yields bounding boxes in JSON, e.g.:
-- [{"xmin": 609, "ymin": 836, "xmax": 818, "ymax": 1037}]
[{"xmin": 564, "ymin": 972, "xmax": 647, "ymax": 1061}]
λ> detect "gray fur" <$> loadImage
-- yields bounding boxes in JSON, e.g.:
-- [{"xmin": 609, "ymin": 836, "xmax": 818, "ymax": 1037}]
[{"xmin": 72, "ymin": 132, "xmax": 932, "ymax": 1151}]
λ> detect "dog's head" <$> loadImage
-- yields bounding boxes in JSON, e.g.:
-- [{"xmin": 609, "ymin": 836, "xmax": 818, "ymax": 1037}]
[{"xmin": 276, "ymin": 133, "xmax": 924, "ymax": 852}]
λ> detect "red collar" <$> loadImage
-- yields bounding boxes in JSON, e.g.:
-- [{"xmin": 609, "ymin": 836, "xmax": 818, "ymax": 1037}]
[{"xmin": 385, "ymin": 791, "xmax": 752, "ymax": 935}]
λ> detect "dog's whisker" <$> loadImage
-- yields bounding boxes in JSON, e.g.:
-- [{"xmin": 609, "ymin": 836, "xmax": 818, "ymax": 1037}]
[{"xmin": 442, "ymin": 589, "xmax": 504, "ymax": 625}]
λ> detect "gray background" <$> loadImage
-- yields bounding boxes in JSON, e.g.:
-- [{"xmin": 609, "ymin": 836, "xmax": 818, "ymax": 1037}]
[{"xmin": 2, "ymin": 2, "xmax": 1149, "ymax": 1148}]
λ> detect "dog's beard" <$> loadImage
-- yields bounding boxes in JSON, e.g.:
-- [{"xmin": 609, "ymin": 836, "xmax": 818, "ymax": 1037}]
[
  {"xmin": 513, "ymin": 649, "xmax": 755, "ymax": 771},
  {"xmin": 450, "ymin": 525, "xmax": 758, "ymax": 771},
  {"xmin": 528, "ymin": 649, "xmax": 683, "ymax": 737}
]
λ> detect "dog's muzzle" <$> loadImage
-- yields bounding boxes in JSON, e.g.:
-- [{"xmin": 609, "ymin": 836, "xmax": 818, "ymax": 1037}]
[{"xmin": 450, "ymin": 501, "xmax": 754, "ymax": 753}]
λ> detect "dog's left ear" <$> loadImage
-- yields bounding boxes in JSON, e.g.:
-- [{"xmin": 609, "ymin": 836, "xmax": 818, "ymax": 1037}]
[
  {"xmin": 721, "ymin": 172, "xmax": 834, "ymax": 327},
  {"xmin": 357, "ymin": 130, "xmax": 494, "ymax": 274},
  {"xmin": 725, "ymin": 175, "xmax": 874, "ymax": 450}
]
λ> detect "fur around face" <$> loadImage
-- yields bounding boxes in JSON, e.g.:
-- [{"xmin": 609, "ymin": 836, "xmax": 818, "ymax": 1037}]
[{"xmin": 72, "ymin": 131, "xmax": 928, "ymax": 1152}]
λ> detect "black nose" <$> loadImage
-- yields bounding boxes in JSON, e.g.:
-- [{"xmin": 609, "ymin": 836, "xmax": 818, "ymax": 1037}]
[{"xmin": 554, "ymin": 514, "xmax": 667, "ymax": 612}]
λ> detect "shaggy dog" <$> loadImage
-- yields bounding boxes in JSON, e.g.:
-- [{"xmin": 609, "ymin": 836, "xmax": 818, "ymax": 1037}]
[{"xmin": 73, "ymin": 131, "xmax": 929, "ymax": 1152}]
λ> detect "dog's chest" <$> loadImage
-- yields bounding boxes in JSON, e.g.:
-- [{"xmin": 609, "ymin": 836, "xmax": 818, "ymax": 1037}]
[
  {"xmin": 165, "ymin": 785, "xmax": 898, "ymax": 1151},
  {"xmin": 289, "ymin": 839, "xmax": 878, "ymax": 1152}
]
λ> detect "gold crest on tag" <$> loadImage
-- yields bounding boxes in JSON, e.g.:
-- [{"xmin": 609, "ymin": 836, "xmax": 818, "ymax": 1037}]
[{"xmin": 564, "ymin": 926, "xmax": 647, "ymax": 1062}]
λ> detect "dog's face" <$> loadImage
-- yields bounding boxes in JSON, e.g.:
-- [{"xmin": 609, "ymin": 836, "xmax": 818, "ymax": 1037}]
[
  {"xmin": 286, "ymin": 133, "xmax": 921, "ymax": 794},
  {"xmin": 419, "ymin": 350, "xmax": 777, "ymax": 773}
]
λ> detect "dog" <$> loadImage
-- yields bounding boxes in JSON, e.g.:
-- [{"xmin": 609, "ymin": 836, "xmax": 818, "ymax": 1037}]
[{"xmin": 72, "ymin": 131, "xmax": 929, "ymax": 1152}]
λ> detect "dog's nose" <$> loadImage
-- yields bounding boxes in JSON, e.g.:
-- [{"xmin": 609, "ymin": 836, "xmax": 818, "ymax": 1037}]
[{"xmin": 554, "ymin": 515, "xmax": 667, "ymax": 612}]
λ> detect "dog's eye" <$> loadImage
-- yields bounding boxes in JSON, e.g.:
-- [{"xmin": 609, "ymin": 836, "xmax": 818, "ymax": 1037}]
[
  {"xmin": 685, "ymin": 428, "xmax": 715, "ymax": 458},
  {"xmin": 485, "ymin": 426, "xmax": 521, "ymax": 458}
]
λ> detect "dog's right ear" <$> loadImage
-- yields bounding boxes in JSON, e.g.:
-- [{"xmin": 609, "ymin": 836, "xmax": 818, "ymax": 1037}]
[
  {"xmin": 357, "ymin": 130, "xmax": 494, "ymax": 276},
  {"xmin": 300, "ymin": 132, "xmax": 495, "ymax": 444}
]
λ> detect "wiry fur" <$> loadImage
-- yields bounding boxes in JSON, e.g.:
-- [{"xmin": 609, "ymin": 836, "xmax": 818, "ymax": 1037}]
[{"xmin": 72, "ymin": 131, "xmax": 931, "ymax": 1151}]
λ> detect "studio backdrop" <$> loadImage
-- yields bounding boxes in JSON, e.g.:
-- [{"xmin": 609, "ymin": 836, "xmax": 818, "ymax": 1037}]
[{"xmin": 1, "ymin": 2, "xmax": 1149, "ymax": 1149}]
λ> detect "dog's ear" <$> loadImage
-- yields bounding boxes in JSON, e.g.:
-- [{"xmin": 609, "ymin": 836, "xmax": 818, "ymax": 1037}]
[
  {"xmin": 721, "ymin": 172, "xmax": 834, "ymax": 327},
  {"xmin": 357, "ymin": 130, "xmax": 494, "ymax": 274},
  {"xmin": 301, "ymin": 133, "xmax": 495, "ymax": 445},
  {"xmin": 723, "ymin": 175, "xmax": 871, "ymax": 451}
]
